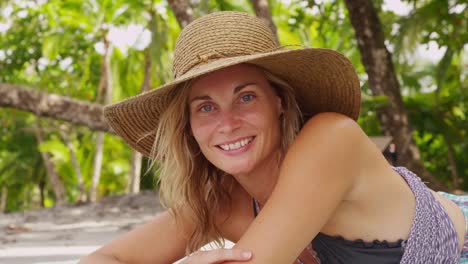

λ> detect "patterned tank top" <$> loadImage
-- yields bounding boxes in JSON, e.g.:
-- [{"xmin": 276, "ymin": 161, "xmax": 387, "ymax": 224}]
[{"xmin": 395, "ymin": 166, "xmax": 460, "ymax": 263}]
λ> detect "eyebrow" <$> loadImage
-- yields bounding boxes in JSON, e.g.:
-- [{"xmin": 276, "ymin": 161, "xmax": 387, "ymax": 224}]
[{"xmin": 189, "ymin": 82, "xmax": 257, "ymax": 104}]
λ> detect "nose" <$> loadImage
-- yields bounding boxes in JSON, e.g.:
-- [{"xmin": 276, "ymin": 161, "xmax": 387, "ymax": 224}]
[{"xmin": 217, "ymin": 109, "xmax": 241, "ymax": 134}]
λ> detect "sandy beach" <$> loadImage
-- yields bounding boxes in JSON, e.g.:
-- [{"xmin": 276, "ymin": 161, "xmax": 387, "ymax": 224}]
[{"xmin": 0, "ymin": 191, "xmax": 165, "ymax": 264}]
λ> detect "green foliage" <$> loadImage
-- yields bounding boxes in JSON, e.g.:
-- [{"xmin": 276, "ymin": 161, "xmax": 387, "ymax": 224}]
[
  {"xmin": 0, "ymin": 109, "xmax": 43, "ymax": 211},
  {"xmin": 99, "ymin": 134, "xmax": 131, "ymax": 196},
  {"xmin": 198, "ymin": 0, "xmax": 253, "ymax": 14}
]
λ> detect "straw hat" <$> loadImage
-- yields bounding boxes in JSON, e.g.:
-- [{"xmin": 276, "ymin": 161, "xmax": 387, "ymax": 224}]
[{"xmin": 104, "ymin": 11, "xmax": 361, "ymax": 157}]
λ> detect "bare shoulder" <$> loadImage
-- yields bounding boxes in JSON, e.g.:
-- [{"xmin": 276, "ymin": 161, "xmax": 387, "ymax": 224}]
[
  {"xmin": 292, "ymin": 112, "xmax": 392, "ymax": 198},
  {"xmin": 301, "ymin": 112, "xmax": 387, "ymax": 160},
  {"xmin": 302, "ymin": 112, "xmax": 365, "ymax": 139},
  {"xmin": 281, "ymin": 112, "xmax": 368, "ymax": 191},
  {"xmin": 296, "ymin": 112, "xmax": 371, "ymax": 158}
]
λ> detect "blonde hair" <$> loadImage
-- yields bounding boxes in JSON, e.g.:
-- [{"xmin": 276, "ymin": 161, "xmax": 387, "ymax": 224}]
[{"xmin": 151, "ymin": 66, "xmax": 302, "ymax": 253}]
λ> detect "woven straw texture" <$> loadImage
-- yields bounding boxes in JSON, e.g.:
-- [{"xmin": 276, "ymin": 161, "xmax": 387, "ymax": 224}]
[{"xmin": 104, "ymin": 11, "xmax": 361, "ymax": 157}]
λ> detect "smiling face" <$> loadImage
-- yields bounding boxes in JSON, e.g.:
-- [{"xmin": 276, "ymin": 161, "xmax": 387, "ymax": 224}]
[{"xmin": 189, "ymin": 64, "xmax": 283, "ymax": 177}]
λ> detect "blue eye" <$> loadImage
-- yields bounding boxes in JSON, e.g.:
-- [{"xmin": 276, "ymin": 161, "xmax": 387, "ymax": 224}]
[
  {"xmin": 240, "ymin": 94, "xmax": 255, "ymax": 103},
  {"xmin": 200, "ymin": 104, "xmax": 214, "ymax": 112}
]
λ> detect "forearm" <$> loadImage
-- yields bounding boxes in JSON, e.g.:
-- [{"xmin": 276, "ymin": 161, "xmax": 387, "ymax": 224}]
[
  {"xmin": 79, "ymin": 252, "xmax": 124, "ymax": 264},
  {"xmin": 77, "ymin": 210, "xmax": 189, "ymax": 264}
]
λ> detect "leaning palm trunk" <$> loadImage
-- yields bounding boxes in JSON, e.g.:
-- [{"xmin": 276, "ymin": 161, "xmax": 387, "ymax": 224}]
[{"xmin": 0, "ymin": 84, "xmax": 111, "ymax": 132}]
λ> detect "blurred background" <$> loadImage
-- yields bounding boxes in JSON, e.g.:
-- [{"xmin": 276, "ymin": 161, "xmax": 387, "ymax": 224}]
[{"xmin": 0, "ymin": 0, "xmax": 466, "ymax": 262}]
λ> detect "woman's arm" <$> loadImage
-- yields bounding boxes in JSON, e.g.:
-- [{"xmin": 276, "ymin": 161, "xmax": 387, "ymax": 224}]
[
  {"xmin": 79, "ymin": 206, "xmax": 253, "ymax": 264},
  {"xmin": 79, "ymin": 209, "xmax": 190, "ymax": 264},
  {"xmin": 229, "ymin": 112, "xmax": 367, "ymax": 263}
]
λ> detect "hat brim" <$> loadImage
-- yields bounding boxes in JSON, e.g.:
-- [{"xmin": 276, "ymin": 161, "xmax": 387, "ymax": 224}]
[{"xmin": 104, "ymin": 48, "xmax": 360, "ymax": 157}]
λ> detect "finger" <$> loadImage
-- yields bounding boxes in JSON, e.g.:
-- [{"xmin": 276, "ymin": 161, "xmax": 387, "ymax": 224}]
[
  {"xmin": 185, "ymin": 248, "xmax": 252, "ymax": 263},
  {"xmin": 205, "ymin": 248, "xmax": 252, "ymax": 263}
]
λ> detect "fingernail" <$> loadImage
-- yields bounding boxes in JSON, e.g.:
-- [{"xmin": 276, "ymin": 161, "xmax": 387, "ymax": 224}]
[{"xmin": 242, "ymin": 251, "xmax": 252, "ymax": 259}]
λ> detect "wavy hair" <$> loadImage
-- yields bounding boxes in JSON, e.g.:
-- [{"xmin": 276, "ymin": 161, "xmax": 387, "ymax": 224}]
[{"xmin": 150, "ymin": 66, "xmax": 302, "ymax": 253}]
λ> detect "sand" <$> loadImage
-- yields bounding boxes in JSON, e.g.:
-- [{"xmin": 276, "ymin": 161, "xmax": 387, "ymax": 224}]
[{"xmin": 0, "ymin": 191, "xmax": 164, "ymax": 264}]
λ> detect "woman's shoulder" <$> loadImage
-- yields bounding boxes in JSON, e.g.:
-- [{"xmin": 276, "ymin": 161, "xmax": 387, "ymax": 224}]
[
  {"xmin": 295, "ymin": 112, "xmax": 393, "ymax": 194},
  {"xmin": 279, "ymin": 112, "xmax": 372, "ymax": 203},
  {"xmin": 303, "ymin": 112, "xmax": 360, "ymax": 133},
  {"xmin": 299, "ymin": 112, "xmax": 369, "ymax": 151},
  {"xmin": 301, "ymin": 112, "xmax": 381, "ymax": 155}
]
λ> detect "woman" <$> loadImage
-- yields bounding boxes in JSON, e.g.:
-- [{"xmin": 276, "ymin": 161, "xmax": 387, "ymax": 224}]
[{"xmin": 80, "ymin": 11, "xmax": 468, "ymax": 264}]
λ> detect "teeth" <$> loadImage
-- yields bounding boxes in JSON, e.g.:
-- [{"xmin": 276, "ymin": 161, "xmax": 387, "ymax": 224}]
[
  {"xmin": 240, "ymin": 139, "xmax": 247, "ymax": 147},
  {"xmin": 219, "ymin": 137, "xmax": 253, "ymax": 151},
  {"xmin": 234, "ymin": 142, "xmax": 240, "ymax": 149}
]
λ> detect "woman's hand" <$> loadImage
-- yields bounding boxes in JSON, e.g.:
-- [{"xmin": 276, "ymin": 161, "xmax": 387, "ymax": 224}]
[{"xmin": 181, "ymin": 248, "xmax": 252, "ymax": 263}]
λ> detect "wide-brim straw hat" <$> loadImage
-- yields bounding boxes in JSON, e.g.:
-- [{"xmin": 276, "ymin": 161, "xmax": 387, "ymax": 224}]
[{"xmin": 104, "ymin": 11, "xmax": 361, "ymax": 157}]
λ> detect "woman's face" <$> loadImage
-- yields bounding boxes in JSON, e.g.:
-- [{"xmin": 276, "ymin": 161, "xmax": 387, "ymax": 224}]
[{"xmin": 189, "ymin": 64, "xmax": 282, "ymax": 176}]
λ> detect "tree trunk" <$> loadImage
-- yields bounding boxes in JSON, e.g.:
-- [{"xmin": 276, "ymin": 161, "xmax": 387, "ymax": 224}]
[
  {"xmin": 90, "ymin": 132, "xmax": 104, "ymax": 202},
  {"xmin": 251, "ymin": 0, "xmax": 279, "ymax": 44},
  {"xmin": 90, "ymin": 38, "xmax": 113, "ymax": 202},
  {"xmin": 343, "ymin": 0, "xmax": 447, "ymax": 190},
  {"xmin": 128, "ymin": 151, "xmax": 143, "ymax": 193},
  {"xmin": 0, "ymin": 185, "xmax": 7, "ymax": 213},
  {"xmin": 127, "ymin": 35, "xmax": 153, "ymax": 194},
  {"xmin": 0, "ymin": 84, "xmax": 112, "ymax": 132},
  {"xmin": 0, "ymin": 162, "xmax": 13, "ymax": 212},
  {"xmin": 39, "ymin": 178, "xmax": 45, "ymax": 208},
  {"xmin": 34, "ymin": 120, "xmax": 66, "ymax": 205},
  {"xmin": 59, "ymin": 129, "xmax": 87, "ymax": 202},
  {"xmin": 167, "ymin": 0, "xmax": 194, "ymax": 28}
]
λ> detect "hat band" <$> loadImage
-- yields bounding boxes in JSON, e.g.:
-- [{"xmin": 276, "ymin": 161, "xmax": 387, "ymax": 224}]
[{"xmin": 175, "ymin": 44, "xmax": 307, "ymax": 79}]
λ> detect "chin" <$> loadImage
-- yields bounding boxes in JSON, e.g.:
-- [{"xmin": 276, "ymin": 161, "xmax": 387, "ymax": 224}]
[
  {"xmin": 218, "ymin": 162, "xmax": 254, "ymax": 176},
  {"xmin": 204, "ymin": 151, "xmax": 257, "ymax": 176}
]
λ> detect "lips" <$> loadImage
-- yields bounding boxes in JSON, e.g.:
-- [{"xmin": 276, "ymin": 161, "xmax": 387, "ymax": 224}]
[{"xmin": 217, "ymin": 136, "xmax": 255, "ymax": 151}]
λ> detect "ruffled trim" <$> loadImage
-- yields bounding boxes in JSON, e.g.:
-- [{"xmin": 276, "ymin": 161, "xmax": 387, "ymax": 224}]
[{"xmin": 315, "ymin": 232, "xmax": 406, "ymax": 249}]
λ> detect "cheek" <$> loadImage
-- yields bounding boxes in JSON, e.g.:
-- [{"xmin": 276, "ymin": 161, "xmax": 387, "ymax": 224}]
[
  {"xmin": 190, "ymin": 119, "xmax": 214, "ymax": 147},
  {"xmin": 245, "ymin": 106, "xmax": 279, "ymax": 128},
  {"xmin": 255, "ymin": 107, "xmax": 282, "ymax": 142}
]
